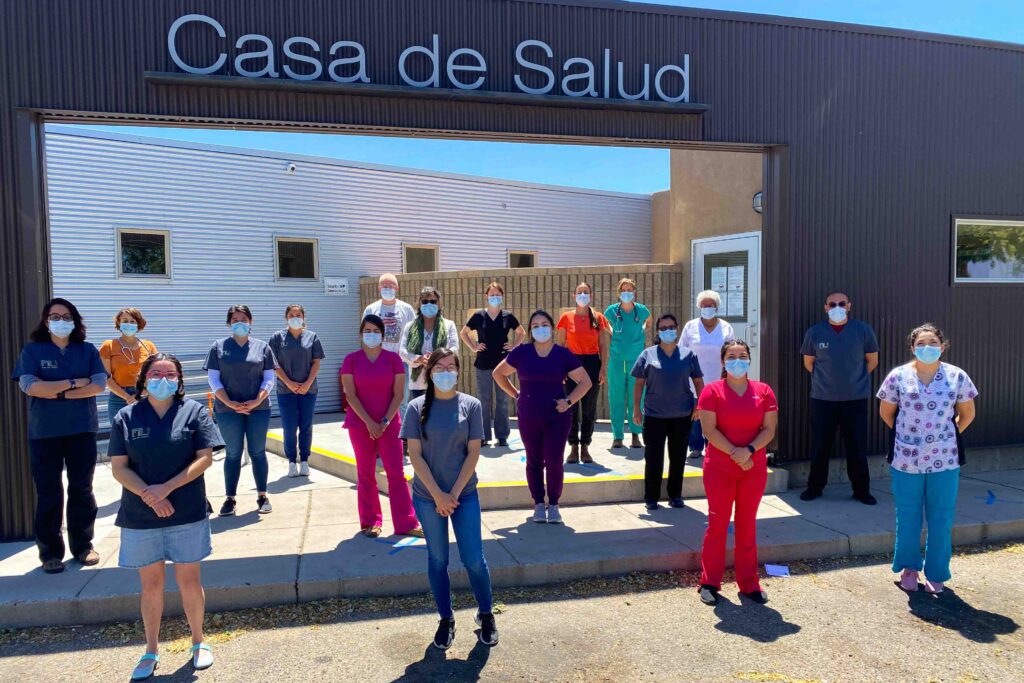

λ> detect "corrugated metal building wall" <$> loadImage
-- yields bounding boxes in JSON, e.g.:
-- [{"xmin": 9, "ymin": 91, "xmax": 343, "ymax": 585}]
[{"xmin": 43, "ymin": 126, "xmax": 652, "ymax": 419}]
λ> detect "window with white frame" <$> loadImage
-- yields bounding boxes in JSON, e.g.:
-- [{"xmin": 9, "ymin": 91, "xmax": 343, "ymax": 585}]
[
  {"xmin": 404, "ymin": 244, "xmax": 439, "ymax": 273},
  {"xmin": 275, "ymin": 237, "xmax": 319, "ymax": 280},
  {"xmin": 954, "ymin": 218, "xmax": 1024, "ymax": 283},
  {"xmin": 509, "ymin": 250, "xmax": 537, "ymax": 268},
  {"xmin": 117, "ymin": 228, "xmax": 171, "ymax": 277}
]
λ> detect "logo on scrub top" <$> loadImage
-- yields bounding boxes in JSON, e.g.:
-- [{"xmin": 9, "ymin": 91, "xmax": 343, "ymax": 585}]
[
  {"xmin": 131, "ymin": 428, "xmax": 150, "ymax": 440},
  {"xmin": 818, "ymin": 342, "xmax": 829, "ymax": 349},
  {"xmin": 40, "ymin": 360, "xmax": 58, "ymax": 369}
]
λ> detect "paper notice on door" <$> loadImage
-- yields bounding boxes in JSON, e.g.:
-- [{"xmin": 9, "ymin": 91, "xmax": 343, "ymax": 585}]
[
  {"xmin": 711, "ymin": 267, "xmax": 728, "ymax": 292},
  {"xmin": 726, "ymin": 292, "xmax": 745, "ymax": 316},
  {"xmin": 728, "ymin": 266, "xmax": 745, "ymax": 291}
]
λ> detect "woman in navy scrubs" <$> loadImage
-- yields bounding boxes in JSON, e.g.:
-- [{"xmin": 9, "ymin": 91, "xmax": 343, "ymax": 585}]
[
  {"xmin": 269, "ymin": 304, "xmax": 325, "ymax": 478},
  {"xmin": 109, "ymin": 353, "xmax": 225, "ymax": 680},
  {"xmin": 13, "ymin": 298, "xmax": 106, "ymax": 574},
  {"xmin": 204, "ymin": 305, "xmax": 278, "ymax": 517}
]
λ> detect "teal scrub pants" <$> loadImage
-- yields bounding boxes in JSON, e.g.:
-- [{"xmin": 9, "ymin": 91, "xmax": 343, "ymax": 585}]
[
  {"xmin": 608, "ymin": 353, "xmax": 643, "ymax": 441},
  {"xmin": 890, "ymin": 467, "xmax": 959, "ymax": 583}
]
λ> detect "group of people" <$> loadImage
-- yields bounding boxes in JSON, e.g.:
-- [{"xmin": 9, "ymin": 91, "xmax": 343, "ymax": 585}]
[{"xmin": 12, "ymin": 278, "xmax": 978, "ymax": 675}]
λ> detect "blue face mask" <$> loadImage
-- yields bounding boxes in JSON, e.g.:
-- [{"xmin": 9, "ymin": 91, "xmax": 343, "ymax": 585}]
[
  {"xmin": 362, "ymin": 332, "xmax": 382, "ymax": 348},
  {"xmin": 146, "ymin": 377, "xmax": 177, "ymax": 401},
  {"xmin": 532, "ymin": 325, "xmax": 552, "ymax": 342},
  {"xmin": 380, "ymin": 287, "xmax": 397, "ymax": 301},
  {"xmin": 48, "ymin": 320, "xmax": 75, "ymax": 338},
  {"xmin": 575, "ymin": 293, "xmax": 591, "ymax": 307},
  {"xmin": 432, "ymin": 370, "xmax": 458, "ymax": 392},
  {"xmin": 700, "ymin": 306, "xmax": 718, "ymax": 320},
  {"xmin": 827, "ymin": 306, "xmax": 848, "ymax": 324},
  {"xmin": 658, "ymin": 328, "xmax": 678, "ymax": 344},
  {"xmin": 725, "ymin": 358, "xmax": 751, "ymax": 378},
  {"xmin": 287, "ymin": 317, "xmax": 304, "ymax": 330},
  {"xmin": 487, "ymin": 295, "xmax": 503, "ymax": 308},
  {"xmin": 420, "ymin": 303, "xmax": 439, "ymax": 318},
  {"xmin": 619, "ymin": 291, "xmax": 635, "ymax": 304},
  {"xmin": 119, "ymin": 322, "xmax": 138, "ymax": 337},
  {"xmin": 914, "ymin": 345, "xmax": 942, "ymax": 364},
  {"xmin": 231, "ymin": 321, "xmax": 250, "ymax": 337}
]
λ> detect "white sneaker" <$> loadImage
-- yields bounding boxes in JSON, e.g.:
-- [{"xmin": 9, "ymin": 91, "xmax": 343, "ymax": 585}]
[
  {"xmin": 299, "ymin": 462, "xmax": 310, "ymax": 476},
  {"xmin": 547, "ymin": 505, "xmax": 563, "ymax": 524},
  {"xmin": 287, "ymin": 462, "xmax": 299, "ymax": 478},
  {"xmin": 532, "ymin": 503, "xmax": 547, "ymax": 523}
]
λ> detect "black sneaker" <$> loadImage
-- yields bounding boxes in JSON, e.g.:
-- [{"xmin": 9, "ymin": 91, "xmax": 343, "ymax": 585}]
[
  {"xmin": 668, "ymin": 497, "xmax": 685, "ymax": 508},
  {"xmin": 645, "ymin": 501, "xmax": 660, "ymax": 511},
  {"xmin": 476, "ymin": 613, "xmax": 498, "ymax": 646},
  {"xmin": 742, "ymin": 590, "xmax": 769, "ymax": 604},
  {"xmin": 799, "ymin": 489, "xmax": 821, "ymax": 501},
  {"xmin": 698, "ymin": 584, "xmax": 719, "ymax": 605},
  {"xmin": 433, "ymin": 617, "xmax": 455, "ymax": 650},
  {"xmin": 496, "ymin": 439, "xmax": 509, "ymax": 448},
  {"xmin": 257, "ymin": 495, "xmax": 273, "ymax": 514},
  {"xmin": 219, "ymin": 498, "xmax": 236, "ymax": 517},
  {"xmin": 854, "ymin": 492, "xmax": 878, "ymax": 506}
]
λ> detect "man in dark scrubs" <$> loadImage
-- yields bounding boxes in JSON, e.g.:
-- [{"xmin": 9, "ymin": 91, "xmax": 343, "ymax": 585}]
[{"xmin": 799, "ymin": 290, "xmax": 880, "ymax": 504}]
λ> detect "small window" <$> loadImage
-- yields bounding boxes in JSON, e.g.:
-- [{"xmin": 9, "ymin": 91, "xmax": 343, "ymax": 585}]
[
  {"xmin": 117, "ymin": 228, "xmax": 170, "ymax": 277},
  {"xmin": 276, "ymin": 237, "xmax": 319, "ymax": 280},
  {"xmin": 509, "ymin": 250, "xmax": 537, "ymax": 268},
  {"xmin": 954, "ymin": 218, "xmax": 1024, "ymax": 283},
  {"xmin": 404, "ymin": 244, "xmax": 438, "ymax": 273}
]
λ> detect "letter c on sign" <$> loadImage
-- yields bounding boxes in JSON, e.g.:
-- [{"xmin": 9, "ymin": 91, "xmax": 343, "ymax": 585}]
[{"xmin": 168, "ymin": 14, "xmax": 227, "ymax": 75}]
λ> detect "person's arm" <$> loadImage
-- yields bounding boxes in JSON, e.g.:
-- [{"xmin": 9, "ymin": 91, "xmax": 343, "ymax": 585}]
[
  {"xmin": 865, "ymin": 352, "xmax": 879, "ymax": 374},
  {"xmin": 386, "ymin": 371, "xmax": 405, "ymax": 422},
  {"xmin": 64, "ymin": 381, "xmax": 105, "ymax": 399},
  {"xmin": 555, "ymin": 316, "xmax": 568, "ymax": 348},
  {"xmin": 208, "ymin": 370, "xmax": 242, "ymax": 413},
  {"xmin": 23, "ymin": 376, "xmax": 80, "ymax": 398},
  {"xmin": 598, "ymin": 323, "xmax": 610, "ymax": 385},
  {"xmin": 492, "ymin": 359, "xmax": 519, "ymax": 400},
  {"xmin": 140, "ymin": 448, "xmax": 215, "ymax": 506},
  {"xmin": 698, "ymin": 410, "xmax": 736, "ymax": 455},
  {"xmin": 341, "ymin": 373, "xmax": 381, "ymax": 437},
  {"xmin": 460, "ymin": 324, "xmax": 482, "ymax": 353},
  {"xmin": 450, "ymin": 403, "xmax": 483, "ymax": 500},
  {"xmin": 298, "ymin": 359, "xmax": 321, "ymax": 394},
  {"xmin": 879, "ymin": 400, "xmax": 898, "ymax": 429},
  {"xmin": 558, "ymin": 366, "xmax": 593, "ymax": 412},
  {"xmin": 100, "ymin": 352, "xmax": 132, "ymax": 401},
  {"xmin": 632, "ymin": 377, "xmax": 646, "ymax": 426},
  {"xmin": 274, "ymin": 366, "xmax": 300, "ymax": 392},
  {"xmin": 512, "ymin": 326, "xmax": 527, "ymax": 349},
  {"xmin": 398, "ymin": 322, "xmax": 417, "ymax": 365},
  {"xmin": 803, "ymin": 355, "xmax": 815, "ymax": 373},
  {"xmin": 407, "ymin": 439, "xmax": 459, "ymax": 516},
  {"xmin": 692, "ymin": 377, "xmax": 706, "ymax": 418},
  {"xmin": 446, "ymin": 321, "xmax": 459, "ymax": 351},
  {"xmin": 955, "ymin": 399, "xmax": 976, "ymax": 433},
  {"xmin": 110, "ymin": 455, "xmax": 174, "ymax": 519}
]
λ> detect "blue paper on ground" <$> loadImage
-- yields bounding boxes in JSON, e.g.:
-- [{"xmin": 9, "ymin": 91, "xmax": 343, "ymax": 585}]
[{"xmin": 765, "ymin": 564, "xmax": 791, "ymax": 577}]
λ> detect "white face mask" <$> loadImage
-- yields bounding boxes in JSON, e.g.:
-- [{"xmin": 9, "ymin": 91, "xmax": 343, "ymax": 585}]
[{"xmin": 287, "ymin": 317, "xmax": 304, "ymax": 330}]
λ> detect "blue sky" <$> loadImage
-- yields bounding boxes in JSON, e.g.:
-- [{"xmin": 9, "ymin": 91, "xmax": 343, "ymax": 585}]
[{"xmin": 75, "ymin": 1, "xmax": 1021, "ymax": 195}]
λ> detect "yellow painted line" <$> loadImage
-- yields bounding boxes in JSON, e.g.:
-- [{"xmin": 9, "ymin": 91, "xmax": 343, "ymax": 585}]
[{"xmin": 267, "ymin": 432, "xmax": 358, "ymax": 466}]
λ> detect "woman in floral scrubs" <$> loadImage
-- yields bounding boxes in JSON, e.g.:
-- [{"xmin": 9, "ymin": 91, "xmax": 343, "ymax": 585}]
[{"xmin": 877, "ymin": 323, "xmax": 977, "ymax": 594}]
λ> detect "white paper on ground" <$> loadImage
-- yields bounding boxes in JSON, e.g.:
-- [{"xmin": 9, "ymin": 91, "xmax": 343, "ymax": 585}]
[{"xmin": 765, "ymin": 564, "xmax": 791, "ymax": 577}]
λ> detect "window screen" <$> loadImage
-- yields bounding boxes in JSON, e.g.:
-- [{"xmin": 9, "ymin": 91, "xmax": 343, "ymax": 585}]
[
  {"xmin": 405, "ymin": 245, "xmax": 438, "ymax": 273},
  {"xmin": 118, "ymin": 229, "xmax": 169, "ymax": 277},
  {"xmin": 277, "ymin": 238, "xmax": 318, "ymax": 279}
]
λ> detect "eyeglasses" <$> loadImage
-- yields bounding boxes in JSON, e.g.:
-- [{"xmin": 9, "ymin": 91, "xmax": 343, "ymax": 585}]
[
  {"xmin": 421, "ymin": 300, "xmax": 439, "ymax": 305},
  {"xmin": 826, "ymin": 301, "xmax": 849, "ymax": 308},
  {"xmin": 47, "ymin": 314, "xmax": 74, "ymax": 322},
  {"xmin": 146, "ymin": 372, "xmax": 180, "ymax": 380}
]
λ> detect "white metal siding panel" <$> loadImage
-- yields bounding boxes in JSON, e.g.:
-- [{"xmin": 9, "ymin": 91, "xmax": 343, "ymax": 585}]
[{"xmin": 44, "ymin": 129, "xmax": 652, "ymax": 419}]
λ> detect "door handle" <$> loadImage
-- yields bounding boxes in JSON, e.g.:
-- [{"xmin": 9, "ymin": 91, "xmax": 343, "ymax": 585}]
[{"xmin": 747, "ymin": 324, "xmax": 759, "ymax": 348}]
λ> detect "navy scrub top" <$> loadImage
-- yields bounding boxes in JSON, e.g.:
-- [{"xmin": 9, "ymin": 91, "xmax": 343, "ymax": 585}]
[
  {"xmin": 268, "ymin": 328, "xmax": 325, "ymax": 394},
  {"xmin": 800, "ymin": 319, "xmax": 880, "ymax": 401},
  {"xmin": 12, "ymin": 341, "xmax": 107, "ymax": 439},
  {"xmin": 630, "ymin": 344, "xmax": 704, "ymax": 418},
  {"xmin": 203, "ymin": 336, "xmax": 277, "ymax": 413},
  {"xmin": 109, "ymin": 398, "xmax": 225, "ymax": 529}
]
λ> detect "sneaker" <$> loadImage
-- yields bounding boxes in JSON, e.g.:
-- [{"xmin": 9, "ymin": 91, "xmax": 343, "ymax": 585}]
[
  {"xmin": 668, "ymin": 497, "xmax": 685, "ymax": 508},
  {"xmin": 288, "ymin": 462, "xmax": 299, "ymax": 478},
  {"xmin": 900, "ymin": 569, "xmax": 920, "ymax": 592},
  {"xmin": 532, "ymin": 504, "xmax": 547, "ymax": 523},
  {"xmin": 496, "ymin": 439, "xmax": 509, "ymax": 448},
  {"xmin": 799, "ymin": 489, "xmax": 821, "ymax": 502},
  {"xmin": 698, "ymin": 584, "xmax": 719, "ymax": 605},
  {"xmin": 580, "ymin": 445, "xmax": 594, "ymax": 464},
  {"xmin": 481, "ymin": 440, "xmax": 492, "ymax": 448},
  {"xmin": 854, "ymin": 492, "xmax": 878, "ymax": 506},
  {"xmin": 631, "ymin": 434, "xmax": 643, "ymax": 448},
  {"xmin": 547, "ymin": 505, "xmax": 563, "ymax": 524},
  {"xmin": 257, "ymin": 495, "xmax": 273, "ymax": 514},
  {"xmin": 476, "ymin": 613, "xmax": 499, "ymax": 646},
  {"xmin": 299, "ymin": 462, "xmax": 310, "ymax": 476},
  {"xmin": 41, "ymin": 558, "xmax": 65, "ymax": 574},
  {"xmin": 566, "ymin": 444, "xmax": 580, "ymax": 464},
  {"xmin": 645, "ymin": 501, "xmax": 660, "ymax": 511},
  {"xmin": 687, "ymin": 450, "xmax": 704, "ymax": 460},
  {"xmin": 219, "ymin": 498, "xmax": 236, "ymax": 517},
  {"xmin": 433, "ymin": 618, "xmax": 455, "ymax": 650},
  {"xmin": 611, "ymin": 439, "xmax": 624, "ymax": 449},
  {"xmin": 742, "ymin": 590, "xmax": 769, "ymax": 604}
]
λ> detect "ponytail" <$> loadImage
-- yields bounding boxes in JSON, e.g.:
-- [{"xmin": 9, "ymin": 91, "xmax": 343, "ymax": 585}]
[{"xmin": 418, "ymin": 347, "xmax": 462, "ymax": 440}]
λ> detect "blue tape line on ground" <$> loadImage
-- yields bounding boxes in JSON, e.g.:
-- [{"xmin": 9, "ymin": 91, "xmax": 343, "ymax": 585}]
[{"xmin": 372, "ymin": 537, "xmax": 426, "ymax": 555}]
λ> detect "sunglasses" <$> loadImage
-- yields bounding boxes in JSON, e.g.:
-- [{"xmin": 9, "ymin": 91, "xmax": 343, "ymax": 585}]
[
  {"xmin": 826, "ymin": 301, "xmax": 849, "ymax": 308},
  {"xmin": 421, "ymin": 299, "xmax": 439, "ymax": 305},
  {"xmin": 658, "ymin": 326, "xmax": 677, "ymax": 332}
]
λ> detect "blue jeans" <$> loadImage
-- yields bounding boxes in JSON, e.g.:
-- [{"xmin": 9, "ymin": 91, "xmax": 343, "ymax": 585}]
[
  {"xmin": 107, "ymin": 387, "xmax": 136, "ymax": 426},
  {"xmin": 217, "ymin": 410, "xmax": 271, "ymax": 497},
  {"xmin": 277, "ymin": 392, "xmax": 317, "ymax": 463},
  {"xmin": 891, "ymin": 467, "xmax": 959, "ymax": 583},
  {"xmin": 689, "ymin": 417, "xmax": 706, "ymax": 453},
  {"xmin": 475, "ymin": 367, "xmax": 509, "ymax": 442},
  {"xmin": 412, "ymin": 493, "xmax": 493, "ymax": 619}
]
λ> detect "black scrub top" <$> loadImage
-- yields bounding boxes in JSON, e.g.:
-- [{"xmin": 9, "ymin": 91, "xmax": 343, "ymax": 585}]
[{"xmin": 109, "ymin": 398, "xmax": 225, "ymax": 529}]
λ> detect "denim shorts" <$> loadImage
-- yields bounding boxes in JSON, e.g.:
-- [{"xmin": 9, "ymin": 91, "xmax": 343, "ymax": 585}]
[{"xmin": 118, "ymin": 518, "xmax": 212, "ymax": 569}]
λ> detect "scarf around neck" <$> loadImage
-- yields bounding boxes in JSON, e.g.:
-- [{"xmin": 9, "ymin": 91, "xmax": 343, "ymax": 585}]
[{"xmin": 406, "ymin": 316, "xmax": 449, "ymax": 381}]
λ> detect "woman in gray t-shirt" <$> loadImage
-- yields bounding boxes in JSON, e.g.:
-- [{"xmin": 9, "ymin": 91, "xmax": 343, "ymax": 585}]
[{"xmin": 400, "ymin": 348, "xmax": 498, "ymax": 650}]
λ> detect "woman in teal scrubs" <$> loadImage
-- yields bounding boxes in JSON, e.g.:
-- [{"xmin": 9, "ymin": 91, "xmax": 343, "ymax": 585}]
[{"xmin": 604, "ymin": 278, "xmax": 650, "ymax": 449}]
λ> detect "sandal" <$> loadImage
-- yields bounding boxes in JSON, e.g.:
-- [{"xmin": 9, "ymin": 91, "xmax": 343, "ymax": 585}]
[
  {"xmin": 41, "ymin": 558, "xmax": 64, "ymax": 574},
  {"xmin": 402, "ymin": 527, "xmax": 425, "ymax": 538},
  {"xmin": 362, "ymin": 525, "xmax": 382, "ymax": 538},
  {"xmin": 131, "ymin": 653, "xmax": 159, "ymax": 680},
  {"xmin": 190, "ymin": 642, "xmax": 214, "ymax": 670}
]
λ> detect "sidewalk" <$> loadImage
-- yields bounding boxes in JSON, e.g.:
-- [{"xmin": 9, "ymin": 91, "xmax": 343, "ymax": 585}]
[{"xmin": 2, "ymin": 453, "xmax": 1023, "ymax": 629}]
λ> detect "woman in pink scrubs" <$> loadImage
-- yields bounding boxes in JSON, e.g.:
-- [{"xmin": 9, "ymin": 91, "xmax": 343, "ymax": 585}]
[{"xmin": 340, "ymin": 314, "xmax": 422, "ymax": 538}]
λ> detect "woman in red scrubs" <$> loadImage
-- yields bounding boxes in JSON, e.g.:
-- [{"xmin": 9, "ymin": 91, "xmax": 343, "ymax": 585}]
[{"xmin": 696, "ymin": 339, "xmax": 778, "ymax": 605}]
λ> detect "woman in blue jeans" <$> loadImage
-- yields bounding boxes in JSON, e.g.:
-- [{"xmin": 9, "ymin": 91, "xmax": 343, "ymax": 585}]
[
  {"xmin": 204, "ymin": 304, "xmax": 278, "ymax": 517},
  {"xmin": 269, "ymin": 304, "xmax": 325, "ymax": 478},
  {"xmin": 878, "ymin": 323, "xmax": 977, "ymax": 594},
  {"xmin": 401, "ymin": 347, "xmax": 498, "ymax": 651}
]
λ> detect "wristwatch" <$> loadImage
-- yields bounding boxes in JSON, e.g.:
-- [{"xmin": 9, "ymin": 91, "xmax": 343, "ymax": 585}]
[
  {"xmin": 56, "ymin": 391, "xmax": 67, "ymax": 401},
  {"xmin": 746, "ymin": 444, "xmax": 756, "ymax": 454},
  {"xmin": 68, "ymin": 379, "xmax": 77, "ymax": 390},
  {"xmin": 381, "ymin": 417, "xmax": 390, "ymax": 426}
]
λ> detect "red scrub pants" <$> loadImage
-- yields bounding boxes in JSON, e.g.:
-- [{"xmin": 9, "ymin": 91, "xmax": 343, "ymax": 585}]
[{"xmin": 699, "ymin": 452, "xmax": 768, "ymax": 593}]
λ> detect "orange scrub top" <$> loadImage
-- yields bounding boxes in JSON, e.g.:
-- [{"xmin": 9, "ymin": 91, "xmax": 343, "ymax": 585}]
[
  {"xmin": 557, "ymin": 310, "xmax": 610, "ymax": 355},
  {"xmin": 100, "ymin": 338, "xmax": 158, "ymax": 388}
]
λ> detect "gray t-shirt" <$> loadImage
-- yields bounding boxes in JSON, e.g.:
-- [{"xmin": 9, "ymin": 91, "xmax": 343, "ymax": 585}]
[
  {"xmin": 630, "ymin": 344, "xmax": 704, "ymax": 418},
  {"xmin": 203, "ymin": 337, "xmax": 277, "ymax": 412},
  {"xmin": 268, "ymin": 329, "xmax": 326, "ymax": 394},
  {"xmin": 400, "ymin": 393, "xmax": 483, "ymax": 500},
  {"xmin": 800, "ymin": 319, "xmax": 879, "ymax": 401}
]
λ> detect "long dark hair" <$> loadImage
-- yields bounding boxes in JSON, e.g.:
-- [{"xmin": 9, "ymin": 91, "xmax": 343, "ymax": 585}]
[
  {"xmin": 720, "ymin": 339, "xmax": 751, "ymax": 379},
  {"xmin": 575, "ymin": 281, "xmax": 599, "ymax": 330},
  {"xmin": 528, "ymin": 309, "xmax": 555, "ymax": 343},
  {"xmin": 134, "ymin": 353, "xmax": 187, "ymax": 400},
  {"xmin": 419, "ymin": 348, "xmax": 460, "ymax": 440},
  {"xmin": 30, "ymin": 298, "xmax": 87, "ymax": 343}
]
